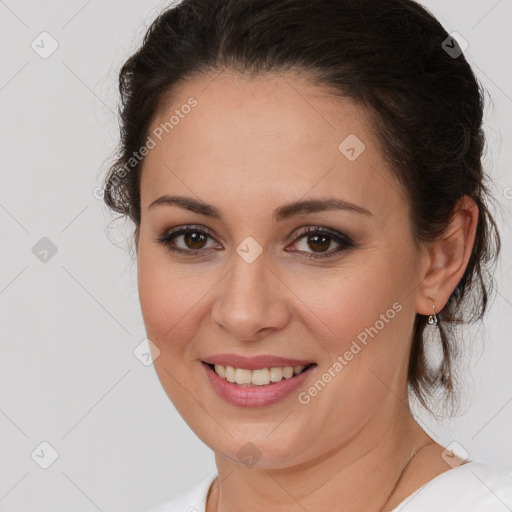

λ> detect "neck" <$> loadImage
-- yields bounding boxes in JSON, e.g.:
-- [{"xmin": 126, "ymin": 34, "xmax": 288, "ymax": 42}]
[{"xmin": 207, "ymin": 404, "xmax": 432, "ymax": 512}]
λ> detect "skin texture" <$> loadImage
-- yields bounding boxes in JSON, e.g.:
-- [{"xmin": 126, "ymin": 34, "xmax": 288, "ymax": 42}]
[{"xmin": 136, "ymin": 71, "xmax": 478, "ymax": 511}]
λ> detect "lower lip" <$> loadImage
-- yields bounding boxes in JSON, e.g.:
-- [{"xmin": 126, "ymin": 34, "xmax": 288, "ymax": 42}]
[{"xmin": 202, "ymin": 362, "xmax": 316, "ymax": 407}]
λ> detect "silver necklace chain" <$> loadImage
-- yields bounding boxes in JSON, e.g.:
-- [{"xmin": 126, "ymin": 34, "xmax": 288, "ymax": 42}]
[{"xmin": 377, "ymin": 440, "xmax": 435, "ymax": 512}]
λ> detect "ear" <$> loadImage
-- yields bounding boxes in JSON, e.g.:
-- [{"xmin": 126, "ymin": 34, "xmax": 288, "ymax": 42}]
[{"xmin": 415, "ymin": 195, "xmax": 479, "ymax": 316}]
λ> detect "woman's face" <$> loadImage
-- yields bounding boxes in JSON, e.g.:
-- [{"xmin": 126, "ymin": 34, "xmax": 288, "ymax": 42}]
[{"xmin": 137, "ymin": 72, "xmax": 428, "ymax": 468}]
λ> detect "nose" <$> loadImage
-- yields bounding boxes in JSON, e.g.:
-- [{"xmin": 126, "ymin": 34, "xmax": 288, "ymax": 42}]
[{"xmin": 210, "ymin": 250, "xmax": 291, "ymax": 342}]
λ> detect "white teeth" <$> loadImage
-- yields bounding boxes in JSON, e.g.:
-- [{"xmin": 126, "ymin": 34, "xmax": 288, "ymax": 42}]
[
  {"xmin": 214, "ymin": 364, "xmax": 225, "ymax": 378},
  {"xmin": 225, "ymin": 365, "xmax": 236, "ymax": 383},
  {"xmin": 269, "ymin": 367, "xmax": 283, "ymax": 382},
  {"xmin": 211, "ymin": 364, "xmax": 308, "ymax": 386},
  {"xmin": 251, "ymin": 368, "xmax": 270, "ymax": 385},
  {"xmin": 283, "ymin": 366, "xmax": 294, "ymax": 379},
  {"xmin": 235, "ymin": 368, "xmax": 252, "ymax": 385}
]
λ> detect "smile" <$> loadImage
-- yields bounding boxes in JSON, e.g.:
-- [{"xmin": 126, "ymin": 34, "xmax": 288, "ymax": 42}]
[
  {"xmin": 201, "ymin": 360, "xmax": 317, "ymax": 407},
  {"xmin": 209, "ymin": 363, "xmax": 313, "ymax": 386}
]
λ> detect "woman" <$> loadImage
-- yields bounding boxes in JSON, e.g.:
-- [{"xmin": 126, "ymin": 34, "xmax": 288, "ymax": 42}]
[{"xmin": 102, "ymin": 0, "xmax": 512, "ymax": 510}]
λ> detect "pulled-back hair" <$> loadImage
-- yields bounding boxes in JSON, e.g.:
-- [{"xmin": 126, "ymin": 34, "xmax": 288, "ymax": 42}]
[{"xmin": 102, "ymin": 0, "xmax": 501, "ymax": 414}]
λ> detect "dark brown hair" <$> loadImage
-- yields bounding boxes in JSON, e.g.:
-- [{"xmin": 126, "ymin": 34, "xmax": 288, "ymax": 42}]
[{"xmin": 102, "ymin": 0, "xmax": 501, "ymax": 414}]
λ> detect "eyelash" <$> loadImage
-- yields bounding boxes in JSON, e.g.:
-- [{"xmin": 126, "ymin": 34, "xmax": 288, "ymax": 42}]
[{"xmin": 154, "ymin": 225, "xmax": 354, "ymax": 260}]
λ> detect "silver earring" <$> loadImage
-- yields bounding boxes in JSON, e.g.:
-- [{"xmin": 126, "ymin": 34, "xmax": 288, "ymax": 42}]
[{"xmin": 427, "ymin": 304, "xmax": 438, "ymax": 326}]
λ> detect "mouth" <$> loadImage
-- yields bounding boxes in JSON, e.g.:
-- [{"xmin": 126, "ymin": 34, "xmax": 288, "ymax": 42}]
[
  {"xmin": 201, "ymin": 358, "xmax": 318, "ymax": 407},
  {"xmin": 203, "ymin": 361, "xmax": 316, "ymax": 387}
]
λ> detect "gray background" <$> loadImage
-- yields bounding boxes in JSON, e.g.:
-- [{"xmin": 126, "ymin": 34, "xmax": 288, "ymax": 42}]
[{"xmin": 1, "ymin": 1, "xmax": 511, "ymax": 511}]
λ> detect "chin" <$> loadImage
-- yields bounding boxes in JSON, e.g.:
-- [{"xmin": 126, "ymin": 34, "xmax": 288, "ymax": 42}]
[{"xmin": 206, "ymin": 430, "xmax": 311, "ymax": 470}]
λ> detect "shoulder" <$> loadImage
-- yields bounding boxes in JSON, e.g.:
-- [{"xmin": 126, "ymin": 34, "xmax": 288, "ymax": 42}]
[
  {"xmin": 146, "ymin": 471, "xmax": 218, "ymax": 512},
  {"xmin": 393, "ymin": 460, "xmax": 512, "ymax": 511}
]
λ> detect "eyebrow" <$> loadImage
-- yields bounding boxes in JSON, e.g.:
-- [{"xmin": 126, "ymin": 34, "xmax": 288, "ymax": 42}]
[{"xmin": 148, "ymin": 194, "xmax": 372, "ymax": 222}]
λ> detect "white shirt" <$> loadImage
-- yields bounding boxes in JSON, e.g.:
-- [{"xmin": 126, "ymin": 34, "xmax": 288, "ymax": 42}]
[{"xmin": 148, "ymin": 460, "xmax": 512, "ymax": 511}]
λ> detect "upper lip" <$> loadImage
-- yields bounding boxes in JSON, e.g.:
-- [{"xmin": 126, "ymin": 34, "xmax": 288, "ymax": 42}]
[{"xmin": 203, "ymin": 354, "xmax": 316, "ymax": 370}]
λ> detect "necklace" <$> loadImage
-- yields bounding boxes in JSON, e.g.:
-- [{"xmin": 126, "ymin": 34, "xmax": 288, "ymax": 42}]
[
  {"xmin": 209, "ymin": 440, "xmax": 436, "ymax": 512},
  {"xmin": 377, "ymin": 439, "xmax": 435, "ymax": 512}
]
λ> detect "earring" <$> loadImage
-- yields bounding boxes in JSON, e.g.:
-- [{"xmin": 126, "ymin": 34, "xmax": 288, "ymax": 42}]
[{"xmin": 427, "ymin": 304, "xmax": 438, "ymax": 325}]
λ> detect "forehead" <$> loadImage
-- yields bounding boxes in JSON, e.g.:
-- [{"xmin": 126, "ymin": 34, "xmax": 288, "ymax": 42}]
[{"xmin": 140, "ymin": 71, "xmax": 405, "ymax": 219}]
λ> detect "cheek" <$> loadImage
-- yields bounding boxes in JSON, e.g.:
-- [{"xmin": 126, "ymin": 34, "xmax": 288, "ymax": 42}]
[
  {"xmin": 288, "ymin": 255, "xmax": 404, "ymax": 350},
  {"xmin": 294, "ymin": 267, "xmax": 410, "ymax": 443},
  {"xmin": 136, "ymin": 246, "xmax": 207, "ymax": 411},
  {"xmin": 137, "ymin": 257, "xmax": 172, "ymax": 341},
  {"xmin": 288, "ymin": 251, "xmax": 413, "ymax": 401},
  {"xmin": 137, "ymin": 242, "xmax": 191, "ymax": 346},
  {"xmin": 136, "ymin": 240, "xmax": 223, "ymax": 357}
]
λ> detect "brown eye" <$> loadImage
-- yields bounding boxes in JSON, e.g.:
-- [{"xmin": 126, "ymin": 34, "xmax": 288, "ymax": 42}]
[
  {"xmin": 155, "ymin": 225, "xmax": 220, "ymax": 255},
  {"xmin": 287, "ymin": 227, "xmax": 354, "ymax": 260},
  {"xmin": 183, "ymin": 231, "xmax": 208, "ymax": 249},
  {"xmin": 307, "ymin": 234, "xmax": 331, "ymax": 253}
]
